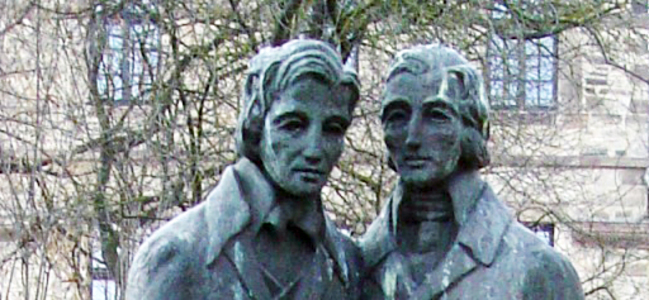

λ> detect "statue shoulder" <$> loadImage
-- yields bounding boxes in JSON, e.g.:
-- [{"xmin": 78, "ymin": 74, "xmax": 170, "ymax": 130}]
[
  {"xmin": 510, "ymin": 225, "xmax": 584, "ymax": 299},
  {"xmin": 126, "ymin": 205, "xmax": 207, "ymax": 300}
]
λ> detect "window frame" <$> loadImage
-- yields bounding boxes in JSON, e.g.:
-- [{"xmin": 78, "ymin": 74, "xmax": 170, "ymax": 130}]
[
  {"xmin": 486, "ymin": 34, "xmax": 559, "ymax": 111},
  {"xmin": 523, "ymin": 222, "xmax": 555, "ymax": 247},
  {"xmin": 486, "ymin": 0, "xmax": 559, "ymax": 111},
  {"xmin": 96, "ymin": 1, "xmax": 160, "ymax": 105},
  {"xmin": 90, "ymin": 248, "xmax": 118, "ymax": 300}
]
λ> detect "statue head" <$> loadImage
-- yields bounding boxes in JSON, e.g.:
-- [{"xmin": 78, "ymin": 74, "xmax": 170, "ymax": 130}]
[
  {"xmin": 236, "ymin": 39, "xmax": 360, "ymax": 196},
  {"xmin": 381, "ymin": 44, "xmax": 490, "ymax": 189}
]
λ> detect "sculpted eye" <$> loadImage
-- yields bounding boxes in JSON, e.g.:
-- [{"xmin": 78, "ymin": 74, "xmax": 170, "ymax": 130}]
[
  {"xmin": 277, "ymin": 118, "xmax": 306, "ymax": 133},
  {"xmin": 324, "ymin": 122, "xmax": 346, "ymax": 136},
  {"xmin": 425, "ymin": 108, "xmax": 452, "ymax": 122},
  {"xmin": 324, "ymin": 117, "xmax": 350, "ymax": 137},
  {"xmin": 381, "ymin": 101, "xmax": 411, "ymax": 128},
  {"xmin": 383, "ymin": 109, "xmax": 408, "ymax": 124}
]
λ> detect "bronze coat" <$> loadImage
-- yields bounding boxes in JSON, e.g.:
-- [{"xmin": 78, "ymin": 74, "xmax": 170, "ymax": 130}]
[
  {"xmin": 125, "ymin": 159, "xmax": 362, "ymax": 300},
  {"xmin": 359, "ymin": 171, "xmax": 584, "ymax": 300}
]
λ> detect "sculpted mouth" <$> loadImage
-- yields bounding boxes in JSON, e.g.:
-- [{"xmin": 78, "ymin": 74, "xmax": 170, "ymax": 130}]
[
  {"xmin": 404, "ymin": 156, "xmax": 431, "ymax": 167},
  {"xmin": 294, "ymin": 168, "xmax": 326, "ymax": 183},
  {"xmin": 405, "ymin": 156, "xmax": 431, "ymax": 161},
  {"xmin": 293, "ymin": 168, "xmax": 326, "ymax": 175}
]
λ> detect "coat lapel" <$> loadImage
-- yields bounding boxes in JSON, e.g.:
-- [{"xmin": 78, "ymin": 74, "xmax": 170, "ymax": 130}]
[
  {"xmin": 323, "ymin": 217, "xmax": 350, "ymax": 286},
  {"xmin": 410, "ymin": 243, "xmax": 478, "ymax": 299},
  {"xmin": 359, "ymin": 189, "xmax": 399, "ymax": 268},
  {"xmin": 223, "ymin": 238, "xmax": 272, "ymax": 300},
  {"xmin": 204, "ymin": 164, "xmax": 251, "ymax": 266},
  {"xmin": 285, "ymin": 245, "xmax": 329, "ymax": 299},
  {"xmin": 410, "ymin": 183, "xmax": 512, "ymax": 299}
]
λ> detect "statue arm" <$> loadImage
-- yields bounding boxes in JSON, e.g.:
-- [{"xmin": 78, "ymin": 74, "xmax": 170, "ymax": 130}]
[
  {"xmin": 522, "ymin": 249, "xmax": 585, "ymax": 300},
  {"xmin": 125, "ymin": 235, "xmax": 190, "ymax": 300}
]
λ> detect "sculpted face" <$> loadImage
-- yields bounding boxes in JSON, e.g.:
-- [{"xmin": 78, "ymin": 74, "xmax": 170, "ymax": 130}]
[
  {"xmin": 259, "ymin": 76, "xmax": 351, "ymax": 197},
  {"xmin": 382, "ymin": 72, "xmax": 463, "ymax": 189}
]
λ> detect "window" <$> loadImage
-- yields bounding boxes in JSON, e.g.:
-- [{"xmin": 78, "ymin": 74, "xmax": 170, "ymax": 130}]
[
  {"xmin": 97, "ymin": 1, "xmax": 159, "ymax": 104},
  {"xmin": 487, "ymin": 35, "xmax": 557, "ymax": 109},
  {"xmin": 525, "ymin": 223, "xmax": 555, "ymax": 247},
  {"xmin": 487, "ymin": 1, "xmax": 558, "ymax": 110},
  {"xmin": 91, "ymin": 248, "xmax": 118, "ymax": 300}
]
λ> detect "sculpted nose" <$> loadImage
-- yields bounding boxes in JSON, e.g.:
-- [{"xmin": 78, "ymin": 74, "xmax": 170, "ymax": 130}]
[
  {"xmin": 304, "ymin": 146, "xmax": 323, "ymax": 164},
  {"xmin": 405, "ymin": 116, "xmax": 422, "ymax": 149},
  {"xmin": 303, "ymin": 128, "xmax": 323, "ymax": 164}
]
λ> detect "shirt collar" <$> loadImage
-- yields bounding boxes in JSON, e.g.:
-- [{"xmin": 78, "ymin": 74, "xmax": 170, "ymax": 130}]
[
  {"xmin": 235, "ymin": 159, "xmax": 326, "ymax": 244},
  {"xmin": 390, "ymin": 170, "xmax": 485, "ymax": 228},
  {"xmin": 205, "ymin": 158, "xmax": 345, "ymax": 278},
  {"xmin": 233, "ymin": 158, "xmax": 347, "ymax": 282},
  {"xmin": 378, "ymin": 170, "xmax": 511, "ymax": 266}
]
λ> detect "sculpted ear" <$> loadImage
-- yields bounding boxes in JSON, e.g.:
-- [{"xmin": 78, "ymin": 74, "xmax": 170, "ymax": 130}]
[{"xmin": 459, "ymin": 127, "xmax": 490, "ymax": 169}]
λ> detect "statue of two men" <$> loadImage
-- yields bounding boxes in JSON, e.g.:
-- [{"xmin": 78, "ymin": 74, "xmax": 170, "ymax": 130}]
[{"xmin": 126, "ymin": 40, "xmax": 584, "ymax": 299}]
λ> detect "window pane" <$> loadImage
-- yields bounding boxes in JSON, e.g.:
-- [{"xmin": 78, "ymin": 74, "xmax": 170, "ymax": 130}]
[
  {"xmin": 129, "ymin": 23, "xmax": 158, "ymax": 99},
  {"xmin": 525, "ymin": 81, "xmax": 540, "ymax": 106},
  {"xmin": 538, "ymin": 36, "xmax": 555, "ymax": 56},
  {"xmin": 539, "ymin": 57, "xmax": 554, "ymax": 81},
  {"xmin": 525, "ymin": 40, "xmax": 541, "ymax": 56},
  {"xmin": 490, "ymin": 80, "xmax": 515, "ymax": 107},
  {"xmin": 490, "ymin": 80, "xmax": 504, "ymax": 98},
  {"xmin": 113, "ymin": 75, "xmax": 124, "ymax": 101},
  {"xmin": 504, "ymin": 55, "xmax": 519, "ymax": 77},
  {"xmin": 92, "ymin": 279, "xmax": 117, "ymax": 300},
  {"xmin": 107, "ymin": 25, "xmax": 123, "ymax": 51},
  {"xmin": 97, "ymin": 18, "xmax": 159, "ymax": 103},
  {"xmin": 504, "ymin": 80, "xmax": 518, "ymax": 106},
  {"xmin": 98, "ymin": 24, "xmax": 126, "ymax": 101},
  {"xmin": 538, "ymin": 82, "xmax": 554, "ymax": 107},
  {"xmin": 488, "ymin": 32, "xmax": 557, "ymax": 109},
  {"xmin": 490, "ymin": 59, "xmax": 504, "ymax": 80},
  {"xmin": 526, "ymin": 59, "xmax": 540, "ymax": 81},
  {"xmin": 526, "ymin": 223, "xmax": 555, "ymax": 247}
]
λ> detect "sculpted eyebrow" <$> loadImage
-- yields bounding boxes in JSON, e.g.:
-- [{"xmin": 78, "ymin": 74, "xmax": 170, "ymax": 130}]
[
  {"xmin": 326, "ymin": 115, "xmax": 351, "ymax": 129},
  {"xmin": 272, "ymin": 110, "xmax": 307, "ymax": 124},
  {"xmin": 381, "ymin": 100, "xmax": 410, "ymax": 121},
  {"xmin": 422, "ymin": 99, "xmax": 459, "ymax": 116}
]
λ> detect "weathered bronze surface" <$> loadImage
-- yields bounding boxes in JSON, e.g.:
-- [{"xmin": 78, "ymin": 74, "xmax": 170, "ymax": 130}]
[
  {"xmin": 125, "ymin": 39, "xmax": 362, "ymax": 300},
  {"xmin": 359, "ymin": 44, "xmax": 584, "ymax": 300}
]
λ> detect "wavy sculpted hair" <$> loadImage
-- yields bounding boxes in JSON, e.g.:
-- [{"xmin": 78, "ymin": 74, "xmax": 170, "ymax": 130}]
[
  {"xmin": 383, "ymin": 44, "xmax": 491, "ymax": 170},
  {"xmin": 235, "ymin": 39, "xmax": 361, "ymax": 162}
]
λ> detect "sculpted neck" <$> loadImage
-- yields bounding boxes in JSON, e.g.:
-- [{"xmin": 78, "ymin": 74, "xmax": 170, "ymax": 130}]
[
  {"xmin": 275, "ymin": 188, "xmax": 321, "ymax": 216},
  {"xmin": 396, "ymin": 184, "xmax": 457, "ymax": 258},
  {"xmin": 399, "ymin": 183, "xmax": 454, "ymax": 223}
]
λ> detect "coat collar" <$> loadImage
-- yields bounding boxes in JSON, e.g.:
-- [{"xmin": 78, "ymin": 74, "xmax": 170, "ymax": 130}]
[
  {"xmin": 361, "ymin": 171, "xmax": 512, "ymax": 268},
  {"xmin": 413, "ymin": 182, "xmax": 513, "ymax": 299},
  {"xmin": 204, "ymin": 158, "xmax": 349, "ymax": 283}
]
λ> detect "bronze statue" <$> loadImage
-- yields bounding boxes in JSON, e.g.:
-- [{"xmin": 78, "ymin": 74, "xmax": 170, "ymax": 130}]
[
  {"xmin": 359, "ymin": 44, "xmax": 584, "ymax": 299},
  {"xmin": 126, "ymin": 39, "xmax": 362, "ymax": 299}
]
